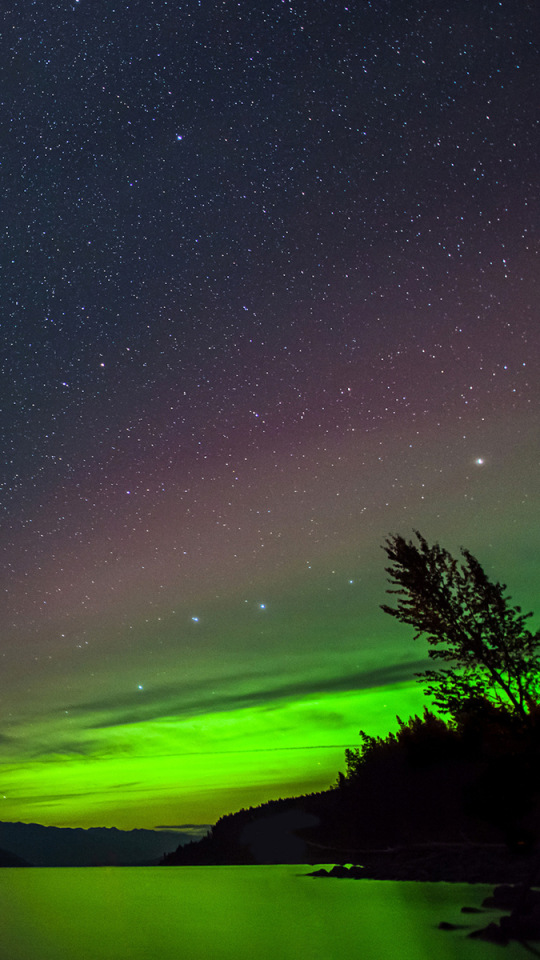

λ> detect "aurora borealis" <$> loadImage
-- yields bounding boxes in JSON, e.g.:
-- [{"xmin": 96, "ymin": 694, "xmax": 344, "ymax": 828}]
[{"xmin": 2, "ymin": 1, "xmax": 539, "ymax": 831}]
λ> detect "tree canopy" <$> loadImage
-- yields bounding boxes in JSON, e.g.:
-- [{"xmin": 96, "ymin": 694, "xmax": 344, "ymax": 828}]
[{"xmin": 381, "ymin": 531, "xmax": 540, "ymax": 722}]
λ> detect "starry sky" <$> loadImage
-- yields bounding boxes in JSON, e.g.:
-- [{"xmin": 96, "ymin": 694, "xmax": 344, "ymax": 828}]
[{"xmin": 1, "ymin": 0, "xmax": 539, "ymax": 831}]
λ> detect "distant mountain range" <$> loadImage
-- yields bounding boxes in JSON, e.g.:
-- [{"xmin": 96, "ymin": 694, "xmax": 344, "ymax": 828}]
[{"xmin": 0, "ymin": 821, "xmax": 208, "ymax": 866}]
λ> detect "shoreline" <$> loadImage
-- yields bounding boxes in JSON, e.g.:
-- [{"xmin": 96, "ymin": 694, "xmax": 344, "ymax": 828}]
[{"xmin": 304, "ymin": 842, "xmax": 540, "ymax": 884}]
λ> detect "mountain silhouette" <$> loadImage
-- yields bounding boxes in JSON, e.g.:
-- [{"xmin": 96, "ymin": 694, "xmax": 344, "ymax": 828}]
[{"xmin": 0, "ymin": 821, "xmax": 197, "ymax": 866}]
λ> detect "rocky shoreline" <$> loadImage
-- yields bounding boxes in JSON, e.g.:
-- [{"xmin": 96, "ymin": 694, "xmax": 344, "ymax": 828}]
[
  {"xmin": 308, "ymin": 859, "xmax": 540, "ymax": 944},
  {"xmin": 304, "ymin": 842, "xmax": 540, "ymax": 885}
]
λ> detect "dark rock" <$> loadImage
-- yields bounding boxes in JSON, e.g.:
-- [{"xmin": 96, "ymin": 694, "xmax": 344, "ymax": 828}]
[
  {"xmin": 308, "ymin": 864, "xmax": 365, "ymax": 879},
  {"xmin": 470, "ymin": 904, "xmax": 540, "ymax": 944},
  {"xmin": 482, "ymin": 883, "xmax": 540, "ymax": 910},
  {"xmin": 468, "ymin": 922, "xmax": 509, "ymax": 944},
  {"xmin": 439, "ymin": 921, "xmax": 459, "ymax": 930},
  {"xmin": 460, "ymin": 906, "xmax": 484, "ymax": 913},
  {"xmin": 328, "ymin": 864, "xmax": 351, "ymax": 877},
  {"xmin": 500, "ymin": 912, "xmax": 540, "ymax": 940}
]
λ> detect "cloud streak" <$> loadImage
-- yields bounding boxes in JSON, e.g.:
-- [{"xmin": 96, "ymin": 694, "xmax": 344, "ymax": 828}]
[{"xmin": 72, "ymin": 658, "xmax": 429, "ymax": 731}]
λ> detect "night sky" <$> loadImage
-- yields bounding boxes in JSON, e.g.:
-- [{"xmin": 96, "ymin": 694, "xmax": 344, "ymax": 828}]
[{"xmin": 2, "ymin": 0, "xmax": 539, "ymax": 831}]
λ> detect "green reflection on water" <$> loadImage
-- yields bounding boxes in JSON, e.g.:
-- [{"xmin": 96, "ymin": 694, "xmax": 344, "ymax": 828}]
[{"xmin": 0, "ymin": 866, "xmax": 525, "ymax": 960}]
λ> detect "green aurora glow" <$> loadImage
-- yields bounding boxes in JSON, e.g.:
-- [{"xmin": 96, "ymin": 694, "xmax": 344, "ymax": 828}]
[
  {"xmin": 0, "ymin": 683, "xmax": 427, "ymax": 830},
  {"xmin": 1, "ymin": 429, "xmax": 538, "ymax": 830}
]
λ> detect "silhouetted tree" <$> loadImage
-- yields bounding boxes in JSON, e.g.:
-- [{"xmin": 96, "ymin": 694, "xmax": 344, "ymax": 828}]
[
  {"xmin": 381, "ymin": 531, "xmax": 540, "ymax": 722},
  {"xmin": 337, "ymin": 706, "xmax": 462, "ymax": 787}
]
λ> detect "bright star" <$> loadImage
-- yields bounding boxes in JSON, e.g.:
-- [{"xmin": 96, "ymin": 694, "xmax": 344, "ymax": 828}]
[{"xmin": 191, "ymin": 616, "xmax": 199, "ymax": 622}]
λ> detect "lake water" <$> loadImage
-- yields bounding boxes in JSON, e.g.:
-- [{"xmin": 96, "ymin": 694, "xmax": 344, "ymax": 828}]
[{"xmin": 0, "ymin": 865, "xmax": 528, "ymax": 960}]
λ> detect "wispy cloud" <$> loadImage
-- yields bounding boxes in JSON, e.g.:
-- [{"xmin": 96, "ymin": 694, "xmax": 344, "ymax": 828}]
[{"xmin": 70, "ymin": 658, "xmax": 429, "ymax": 731}]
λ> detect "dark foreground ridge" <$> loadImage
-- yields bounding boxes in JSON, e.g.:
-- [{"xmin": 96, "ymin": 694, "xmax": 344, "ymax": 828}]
[
  {"xmin": 162, "ymin": 793, "xmax": 540, "ymax": 885},
  {"xmin": 162, "ymin": 704, "xmax": 540, "ymax": 886},
  {"xmin": 161, "ymin": 778, "xmax": 540, "ymax": 884}
]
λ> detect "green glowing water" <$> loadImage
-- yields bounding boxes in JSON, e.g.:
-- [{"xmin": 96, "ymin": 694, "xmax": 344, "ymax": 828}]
[{"xmin": 0, "ymin": 865, "xmax": 525, "ymax": 960}]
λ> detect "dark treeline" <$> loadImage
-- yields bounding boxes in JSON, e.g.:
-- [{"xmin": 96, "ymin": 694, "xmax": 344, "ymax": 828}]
[
  {"xmin": 162, "ymin": 701, "xmax": 540, "ymax": 879},
  {"xmin": 162, "ymin": 533, "xmax": 540, "ymax": 883}
]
